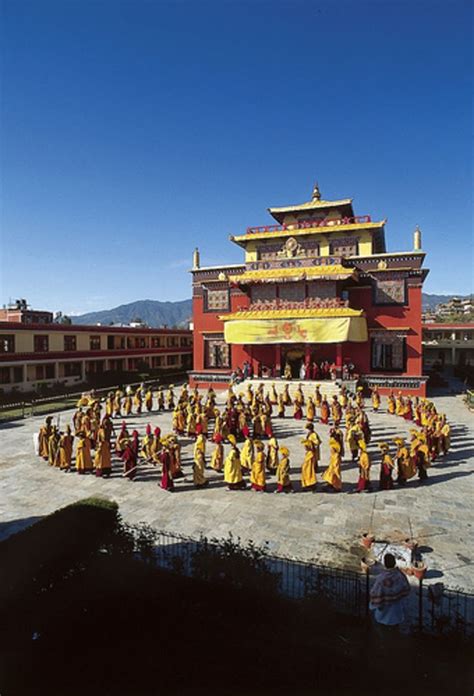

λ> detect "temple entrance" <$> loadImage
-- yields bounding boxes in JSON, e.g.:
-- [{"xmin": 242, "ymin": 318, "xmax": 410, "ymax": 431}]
[{"xmin": 282, "ymin": 346, "xmax": 305, "ymax": 378}]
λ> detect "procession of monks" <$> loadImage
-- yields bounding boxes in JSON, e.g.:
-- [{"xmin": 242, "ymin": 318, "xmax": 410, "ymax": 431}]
[{"xmin": 36, "ymin": 380, "xmax": 452, "ymax": 495}]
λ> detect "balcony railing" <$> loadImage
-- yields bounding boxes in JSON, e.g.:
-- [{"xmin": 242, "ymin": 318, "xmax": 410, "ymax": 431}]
[{"xmin": 246, "ymin": 215, "xmax": 372, "ymax": 235}]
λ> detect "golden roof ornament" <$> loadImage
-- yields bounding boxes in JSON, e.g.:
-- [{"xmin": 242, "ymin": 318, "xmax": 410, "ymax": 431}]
[
  {"xmin": 311, "ymin": 182, "xmax": 321, "ymax": 201},
  {"xmin": 413, "ymin": 225, "xmax": 422, "ymax": 251}
]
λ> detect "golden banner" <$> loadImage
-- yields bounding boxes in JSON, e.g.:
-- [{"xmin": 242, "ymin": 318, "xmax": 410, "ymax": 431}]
[{"xmin": 224, "ymin": 317, "xmax": 368, "ymax": 345}]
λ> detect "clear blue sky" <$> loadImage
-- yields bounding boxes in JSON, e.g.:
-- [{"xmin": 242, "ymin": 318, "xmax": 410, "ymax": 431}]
[{"xmin": 1, "ymin": 0, "xmax": 472, "ymax": 315}]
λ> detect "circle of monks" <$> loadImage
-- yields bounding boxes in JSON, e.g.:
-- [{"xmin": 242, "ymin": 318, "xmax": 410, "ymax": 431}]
[{"xmin": 37, "ymin": 382, "xmax": 451, "ymax": 494}]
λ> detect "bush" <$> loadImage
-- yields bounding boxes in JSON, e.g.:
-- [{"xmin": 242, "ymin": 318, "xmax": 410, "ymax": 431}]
[
  {"xmin": 0, "ymin": 497, "xmax": 120, "ymax": 611},
  {"xmin": 191, "ymin": 533, "xmax": 280, "ymax": 595}
]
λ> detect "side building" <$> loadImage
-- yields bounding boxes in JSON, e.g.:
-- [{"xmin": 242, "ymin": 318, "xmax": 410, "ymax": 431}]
[
  {"xmin": 0, "ymin": 321, "xmax": 193, "ymax": 393},
  {"xmin": 190, "ymin": 184, "xmax": 429, "ymax": 395}
]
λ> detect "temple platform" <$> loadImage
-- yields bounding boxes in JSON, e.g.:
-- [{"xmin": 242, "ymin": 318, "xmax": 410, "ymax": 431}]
[{"xmin": 235, "ymin": 378, "xmax": 359, "ymax": 399}]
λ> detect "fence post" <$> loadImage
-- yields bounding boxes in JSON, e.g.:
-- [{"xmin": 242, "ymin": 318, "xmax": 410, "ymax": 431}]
[
  {"xmin": 365, "ymin": 570, "xmax": 370, "ymax": 618},
  {"xmin": 418, "ymin": 578, "xmax": 423, "ymax": 633}
]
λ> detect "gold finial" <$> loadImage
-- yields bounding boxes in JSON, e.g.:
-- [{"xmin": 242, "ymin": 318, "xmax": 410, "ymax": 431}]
[
  {"xmin": 312, "ymin": 182, "xmax": 321, "ymax": 201},
  {"xmin": 413, "ymin": 225, "xmax": 422, "ymax": 251},
  {"xmin": 192, "ymin": 247, "xmax": 200, "ymax": 269}
]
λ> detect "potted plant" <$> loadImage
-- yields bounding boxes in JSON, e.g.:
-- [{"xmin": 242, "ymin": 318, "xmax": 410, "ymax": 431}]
[
  {"xmin": 411, "ymin": 560, "xmax": 426, "ymax": 580},
  {"xmin": 361, "ymin": 532, "xmax": 375, "ymax": 549}
]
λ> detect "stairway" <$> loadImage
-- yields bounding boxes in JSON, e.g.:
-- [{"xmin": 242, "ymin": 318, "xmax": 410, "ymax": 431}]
[{"xmin": 236, "ymin": 378, "xmax": 358, "ymax": 400}]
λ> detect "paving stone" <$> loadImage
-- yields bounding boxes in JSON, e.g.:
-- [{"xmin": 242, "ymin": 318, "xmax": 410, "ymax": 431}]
[{"xmin": 1, "ymin": 391, "xmax": 473, "ymax": 590}]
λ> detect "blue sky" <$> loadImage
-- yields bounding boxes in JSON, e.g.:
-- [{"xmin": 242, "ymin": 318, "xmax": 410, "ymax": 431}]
[{"xmin": 1, "ymin": 0, "xmax": 472, "ymax": 314}]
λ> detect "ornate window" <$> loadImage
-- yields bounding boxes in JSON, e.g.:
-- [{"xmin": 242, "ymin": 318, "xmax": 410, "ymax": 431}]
[
  {"xmin": 371, "ymin": 334, "xmax": 406, "ymax": 371},
  {"xmin": 329, "ymin": 237, "xmax": 359, "ymax": 257},
  {"xmin": 204, "ymin": 334, "xmax": 230, "ymax": 369},
  {"xmin": 251, "ymin": 285, "xmax": 276, "ymax": 303},
  {"xmin": 204, "ymin": 287, "xmax": 230, "ymax": 312},
  {"xmin": 279, "ymin": 282, "xmax": 305, "ymax": 302},
  {"xmin": 373, "ymin": 276, "xmax": 406, "ymax": 305}
]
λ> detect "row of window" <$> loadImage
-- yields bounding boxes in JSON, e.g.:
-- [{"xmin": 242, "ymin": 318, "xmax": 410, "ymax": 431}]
[
  {"xmin": 0, "ymin": 334, "xmax": 192, "ymax": 354},
  {"xmin": 0, "ymin": 353, "xmax": 191, "ymax": 384},
  {"xmin": 201, "ymin": 336, "xmax": 407, "ymax": 372}
]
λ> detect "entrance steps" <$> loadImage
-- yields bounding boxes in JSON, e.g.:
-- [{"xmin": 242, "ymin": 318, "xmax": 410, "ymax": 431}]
[{"xmin": 236, "ymin": 378, "xmax": 358, "ymax": 400}]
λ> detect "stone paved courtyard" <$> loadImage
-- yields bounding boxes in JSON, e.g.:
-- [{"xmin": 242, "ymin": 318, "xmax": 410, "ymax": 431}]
[{"xmin": 1, "ymin": 389, "xmax": 473, "ymax": 591}]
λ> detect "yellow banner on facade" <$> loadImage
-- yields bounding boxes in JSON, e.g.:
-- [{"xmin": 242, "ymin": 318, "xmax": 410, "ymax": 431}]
[{"xmin": 224, "ymin": 317, "xmax": 368, "ymax": 345}]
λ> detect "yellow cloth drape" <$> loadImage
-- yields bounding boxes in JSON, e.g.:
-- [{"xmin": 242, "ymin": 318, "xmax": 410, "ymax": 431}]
[{"xmin": 223, "ymin": 317, "xmax": 367, "ymax": 345}]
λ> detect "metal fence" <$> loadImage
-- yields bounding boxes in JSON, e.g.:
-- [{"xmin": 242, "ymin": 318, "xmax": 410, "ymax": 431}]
[
  {"xmin": 0, "ymin": 372, "xmax": 188, "ymax": 423},
  {"xmin": 150, "ymin": 530, "xmax": 474, "ymax": 638}
]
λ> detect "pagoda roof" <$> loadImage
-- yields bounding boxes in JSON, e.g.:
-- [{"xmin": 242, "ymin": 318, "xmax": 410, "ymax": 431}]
[
  {"xmin": 219, "ymin": 307, "xmax": 364, "ymax": 321},
  {"xmin": 228, "ymin": 265, "xmax": 357, "ymax": 284},
  {"xmin": 231, "ymin": 220, "xmax": 386, "ymax": 247},
  {"xmin": 269, "ymin": 197, "xmax": 353, "ymax": 218}
]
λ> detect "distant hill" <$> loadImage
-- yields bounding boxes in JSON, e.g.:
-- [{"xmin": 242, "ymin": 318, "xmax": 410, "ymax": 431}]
[
  {"xmin": 422, "ymin": 293, "xmax": 472, "ymax": 311},
  {"xmin": 70, "ymin": 299, "xmax": 192, "ymax": 328}
]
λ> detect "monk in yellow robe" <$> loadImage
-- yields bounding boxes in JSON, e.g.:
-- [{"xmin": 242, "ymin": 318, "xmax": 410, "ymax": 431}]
[
  {"xmin": 440, "ymin": 418, "xmax": 451, "ymax": 455},
  {"xmin": 395, "ymin": 392, "xmax": 404, "ymax": 416},
  {"xmin": 223, "ymin": 435, "xmax": 246, "ymax": 490},
  {"xmin": 145, "ymin": 389, "xmax": 153, "ymax": 412},
  {"xmin": 314, "ymin": 386, "xmax": 322, "ymax": 408},
  {"xmin": 276, "ymin": 446, "xmax": 293, "ymax": 493},
  {"xmin": 141, "ymin": 424, "xmax": 154, "ymax": 461},
  {"xmin": 251, "ymin": 441, "xmax": 266, "ymax": 491},
  {"xmin": 277, "ymin": 393, "xmax": 286, "ymax": 418},
  {"xmin": 306, "ymin": 397, "xmax": 315, "ymax": 423},
  {"xmin": 240, "ymin": 435, "xmax": 254, "ymax": 472},
  {"xmin": 322, "ymin": 438, "xmax": 342, "ymax": 492},
  {"xmin": 76, "ymin": 432, "xmax": 93, "ymax": 474},
  {"xmin": 266, "ymin": 436, "xmax": 279, "ymax": 472},
  {"xmin": 48, "ymin": 427, "xmax": 60, "ymax": 466},
  {"xmin": 210, "ymin": 434, "xmax": 224, "ymax": 471},
  {"xmin": 301, "ymin": 440, "xmax": 317, "ymax": 491},
  {"xmin": 113, "ymin": 391, "xmax": 122, "ymax": 418},
  {"xmin": 371, "ymin": 386, "xmax": 380, "ymax": 412},
  {"xmin": 57, "ymin": 425, "xmax": 74, "ymax": 471},
  {"xmin": 38, "ymin": 417, "xmax": 53, "ymax": 460},
  {"xmin": 355, "ymin": 439, "xmax": 371, "ymax": 492},
  {"xmin": 186, "ymin": 410, "xmax": 196, "ymax": 437},
  {"xmin": 394, "ymin": 437, "xmax": 415, "ymax": 484},
  {"xmin": 193, "ymin": 434, "xmax": 208, "ymax": 488},
  {"xmin": 282, "ymin": 384, "xmax": 292, "ymax": 405},
  {"xmin": 270, "ymin": 383, "xmax": 278, "ymax": 405},
  {"xmin": 387, "ymin": 391, "xmax": 396, "ymax": 415},
  {"xmin": 94, "ymin": 427, "xmax": 112, "ymax": 477}
]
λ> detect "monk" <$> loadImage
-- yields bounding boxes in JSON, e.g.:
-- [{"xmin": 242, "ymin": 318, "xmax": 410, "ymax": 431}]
[
  {"xmin": 394, "ymin": 437, "xmax": 415, "ymax": 485},
  {"xmin": 371, "ymin": 386, "xmax": 380, "ymax": 412},
  {"xmin": 145, "ymin": 388, "xmax": 153, "ymax": 412},
  {"xmin": 240, "ymin": 434, "xmax": 254, "ymax": 473},
  {"xmin": 159, "ymin": 443, "xmax": 174, "ymax": 491},
  {"xmin": 387, "ymin": 391, "xmax": 396, "ymax": 415},
  {"xmin": 379, "ymin": 442, "xmax": 394, "ymax": 490},
  {"xmin": 193, "ymin": 433, "xmax": 209, "ymax": 488},
  {"xmin": 48, "ymin": 426, "xmax": 60, "ymax": 466},
  {"xmin": 76, "ymin": 431, "xmax": 93, "ymax": 474},
  {"xmin": 223, "ymin": 435, "xmax": 246, "ymax": 490},
  {"xmin": 38, "ymin": 416, "xmax": 53, "ymax": 460},
  {"xmin": 141, "ymin": 424, "xmax": 154, "ymax": 461},
  {"xmin": 210, "ymin": 434, "xmax": 224, "ymax": 472},
  {"xmin": 301, "ymin": 440, "xmax": 317, "ymax": 491},
  {"xmin": 305, "ymin": 423, "xmax": 321, "ymax": 472},
  {"xmin": 306, "ymin": 396, "xmax": 315, "ymax": 423},
  {"xmin": 355, "ymin": 439, "xmax": 371, "ymax": 492},
  {"xmin": 277, "ymin": 393, "xmax": 286, "ymax": 418},
  {"xmin": 57, "ymin": 425, "xmax": 74, "ymax": 471},
  {"xmin": 322, "ymin": 437, "xmax": 342, "ymax": 492},
  {"xmin": 276, "ymin": 446, "xmax": 293, "ymax": 493},
  {"xmin": 94, "ymin": 426, "xmax": 112, "ymax": 477},
  {"xmin": 266, "ymin": 436, "xmax": 279, "ymax": 472},
  {"xmin": 331, "ymin": 396, "xmax": 342, "ymax": 426},
  {"xmin": 320, "ymin": 396, "xmax": 330, "ymax": 425},
  {"xmin": 251, "ymin": 440, "xmax": 266, "ymax": 492}
]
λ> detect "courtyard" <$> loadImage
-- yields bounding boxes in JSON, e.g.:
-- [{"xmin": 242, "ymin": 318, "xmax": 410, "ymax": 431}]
[{"xmin": 1, "ymin": 387, "xmax": 473, "ymax": 592}]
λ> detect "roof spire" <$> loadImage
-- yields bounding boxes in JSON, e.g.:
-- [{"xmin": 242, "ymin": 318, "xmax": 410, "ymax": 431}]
[
  {"xmin": 413, "ymin": 225, "xmax": 422, "ymax": 251},
  {"xmin": 311, "ymin": 182, "xmax": 321, "ymax": 201}
]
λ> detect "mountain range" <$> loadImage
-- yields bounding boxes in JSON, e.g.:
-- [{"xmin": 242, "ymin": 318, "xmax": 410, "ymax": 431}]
[
  {"xmin": 421, "ymin": 293, "xmax": 471, "ymax": 311},
  {"xmin": 69, "ymin": 293, "xmax": 471, "ymax": 327},
  {"xmin": 70, "ymin": 299, "xmax": 192, "ymax": 328}
]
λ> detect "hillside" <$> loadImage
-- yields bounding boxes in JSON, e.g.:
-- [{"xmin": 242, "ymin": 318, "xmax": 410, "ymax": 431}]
[
  {"xmin": 422, "ymin": 293, "xmax": 471, "ymax": 310},
  {"xmin": 70, "ymin": 299, "xmax": 192, "ymax": 328}
]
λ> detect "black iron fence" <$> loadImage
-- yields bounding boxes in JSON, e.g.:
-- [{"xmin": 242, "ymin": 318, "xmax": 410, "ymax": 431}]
[
  {"xmin": 148, "ymin": 530, "xmax": 474, "ymax": 639},
  {"xmin": 0, "ymin": 373, "xmax": 187, "ymax": 423}
]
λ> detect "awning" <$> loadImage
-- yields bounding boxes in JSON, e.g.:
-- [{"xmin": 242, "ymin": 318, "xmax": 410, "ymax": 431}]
[
  {"xmin": 223, "ymin": 316, "xmax": 368, "ymax": 345},
  {"xmin": 228, "ymin": 265, "xmax": 357, "ymax": 284}
]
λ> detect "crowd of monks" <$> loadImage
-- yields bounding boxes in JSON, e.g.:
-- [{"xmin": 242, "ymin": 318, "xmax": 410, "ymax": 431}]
[{"xmin": 36, "ymin": 381, "xmax": 452, "ymax": 495}]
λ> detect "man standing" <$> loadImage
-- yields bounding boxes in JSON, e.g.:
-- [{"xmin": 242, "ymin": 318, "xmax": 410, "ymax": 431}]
[{"xmin": 370, "ymin": 553, "xmax": 410, "ymax": 632}]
